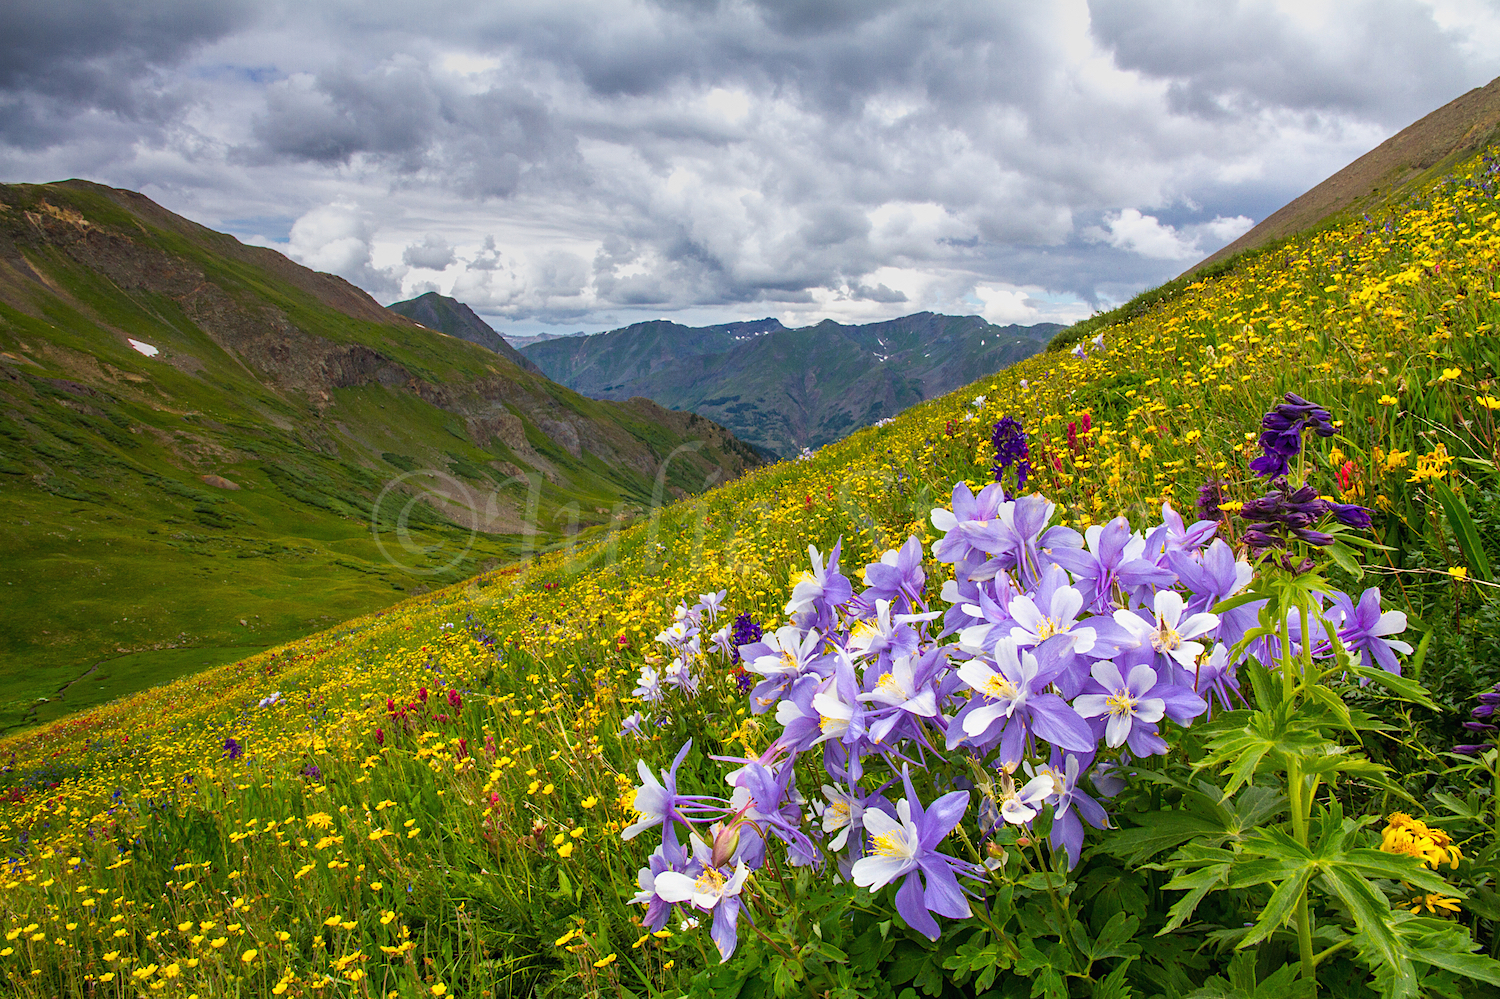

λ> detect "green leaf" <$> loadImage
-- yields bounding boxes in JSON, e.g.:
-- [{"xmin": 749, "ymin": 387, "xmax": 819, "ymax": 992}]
[
  {"xmin": 1159, "ymin": 862, "xmax": 1232, "ymax": 934},
  {"xmin": 1081, "ymin": 911, "xmax": 1142, "ymax": 962},
  {"xmin": 1212, "ymin": 592, "xmax": 1268, "ymax": 615},
  {"xmin": 1091, "ymin": 962, "xmax": 1136, "ymax": 999},
  {"xmin": 1325, "ymin": 540, "xmax": 1364, "ymax": 580},
  {"xmin": 1349, "ymin": 665, "xmax": 1441, "ymax": 711},
  {"xmin": 1238, "ymin": 866, "xmax": 1313, "ymax": 949},
  {"xmin": 1433, "ymin": 479, "xmax": 1494, "ymax": 582}
]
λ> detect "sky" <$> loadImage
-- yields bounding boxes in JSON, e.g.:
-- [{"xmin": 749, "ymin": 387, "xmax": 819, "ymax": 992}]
[{"xmin": 4, "ymin": 1, "xmax": 1500, "ymax": 336}]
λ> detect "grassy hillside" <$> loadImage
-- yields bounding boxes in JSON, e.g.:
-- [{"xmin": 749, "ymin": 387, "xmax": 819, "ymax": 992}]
[
  {"xmin": 0, "ymin": 181, "xmax": 759, "ymax": 731},
  {"xmin": 0, "ymin": 145, "xmax": 1496, "ymax": 997},
  {"xmin": 522, "ymin": 313, "xmax": 1055, "ymax": 456}
]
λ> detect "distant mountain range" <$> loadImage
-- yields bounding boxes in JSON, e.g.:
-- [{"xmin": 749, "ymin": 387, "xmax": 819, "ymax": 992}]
[
  {"xmin": 0, "ymin": 181, "xmax": 759, "ymax": 729},
  {"xmin": 519, "ymin": 313, "xmax": 1058, "ymax": 457}
]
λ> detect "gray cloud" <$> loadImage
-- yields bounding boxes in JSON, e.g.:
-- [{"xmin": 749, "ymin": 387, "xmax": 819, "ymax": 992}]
[
  {"xmin": 2, "ymin": 1, "xmax": 1499, "ymax": 331},
  {"xmin": 402, "ymin": 233, "xmax": 457, "ymax": 270},
  {"xmin": 1089, "ymin": 0, "xmax": 1475, "ymax": 126},
  {"xmin": 0, "ymin": 0, "xmax": 256, "ymax": 147}
]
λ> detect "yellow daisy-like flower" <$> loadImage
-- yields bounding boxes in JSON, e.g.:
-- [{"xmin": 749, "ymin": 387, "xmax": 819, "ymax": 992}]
[
  {"xmin": 241, "ymin": 949, "xmax": 258, "ymax": 964},
  {"xmin": 1381, "ymin": 813, "xmax": 1463, "ymax": 869},
  {"xmin": 1406, "ymin": 894, "xmax": 1462, "ymax": 915}
]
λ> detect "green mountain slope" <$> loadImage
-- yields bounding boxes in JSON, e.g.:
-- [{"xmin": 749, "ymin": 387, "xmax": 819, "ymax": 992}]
[
  {"xmin": 521, "ymin": 312, "xmax": 1055, "ymax": 456},
  {"xmin": 385, "ymin": 291, "xmax": 543, "ymax": 375},
  {"xmin": 0, "ymin": 180, "xmax": 760, "ymax": 730}
]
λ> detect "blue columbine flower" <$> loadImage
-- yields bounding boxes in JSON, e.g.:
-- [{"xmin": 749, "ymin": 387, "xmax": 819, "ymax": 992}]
[
  {"xmin": 850, "ymin": 767, "xmax": 974, "ymax": 941},
  {"xmin": 952, "ymin": 638, "xmax": 1095, "ymax": 765},
  {"xmin": 622, "ymin": 740, "xmax": 727, "ymax": 847},
  {"xmin": 1329, "ymin": 587, "xmax": 1413, "ymax": 675}
]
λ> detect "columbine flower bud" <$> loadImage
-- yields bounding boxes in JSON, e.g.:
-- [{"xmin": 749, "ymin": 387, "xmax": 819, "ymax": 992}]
[{"xmin": 710, "ymin": 821, "xmax": 742, "ymax": 869}]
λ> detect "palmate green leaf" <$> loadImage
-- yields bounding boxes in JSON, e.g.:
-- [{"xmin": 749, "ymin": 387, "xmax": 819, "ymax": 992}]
[
  {"xmin": 1338, "ymin": 849, "xmax": 1456, "ymax": 894},
  {"xmin": 1395, "ymin": 913, "xmax": 1500, "ymax": 987},
  {"xmin": 1090, "ymin": 962, "xmax": 1136, "ymax": 999},
  {"xmin": 1238, "ymin": 866, "xmax": 1314, "ymax": 949},
  {"xmin": 1183, "ymin": 951, "xmax": 1313, "ymax": 999},
  {"xmin": 1323, "ymin": 866, "xmax": 1413, "ymax": 993},
  {"xmin": 1196, "ymin": 705, "xmax": 1340, "ymax": 796},
  {"xmin": 1105, "ymin": 782, "xmax": 1286, "ymax": 865},
  {"xmin": 1076, "ymin": 911, "xmax": 1142, "ymax": 962},
  {"xmin": 1159, "ymin": 861, "xmax": 1233, "ymax": 934}
]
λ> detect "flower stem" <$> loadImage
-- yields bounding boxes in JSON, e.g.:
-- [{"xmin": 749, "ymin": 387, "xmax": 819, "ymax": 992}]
[{"xmin": 1287, "ymin": 756, "xmax": 1317, "ymax": 993}]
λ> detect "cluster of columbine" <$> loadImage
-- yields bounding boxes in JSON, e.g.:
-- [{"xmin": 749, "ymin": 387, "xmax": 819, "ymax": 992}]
[
  {"xmin": 621, "ymin": 591, "xmax": 735, "ymax": 737},
  {"xmin": 620, "ymin": 422, "xmax": 1413, "ymax": 959}
]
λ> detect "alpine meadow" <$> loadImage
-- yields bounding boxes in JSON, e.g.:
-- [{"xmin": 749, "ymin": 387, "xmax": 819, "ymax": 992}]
[{"xmin": 8, "ymin": 62, "xmax": 1500, "ymax": 999}]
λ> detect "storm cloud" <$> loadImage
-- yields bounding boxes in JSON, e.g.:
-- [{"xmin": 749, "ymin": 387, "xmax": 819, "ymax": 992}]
[{"xmin": 3, "ymin": 0, "xmax": 1498, "ymax": 333}]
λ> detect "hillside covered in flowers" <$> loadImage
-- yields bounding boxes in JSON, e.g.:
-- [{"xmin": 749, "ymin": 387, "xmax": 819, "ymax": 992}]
[{"xmin": 1, "ymin": 147, "xmax": 1498, "ymax": 998}]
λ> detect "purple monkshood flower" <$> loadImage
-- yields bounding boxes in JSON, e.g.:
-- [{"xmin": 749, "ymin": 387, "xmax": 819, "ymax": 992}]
[
  {"xmin": 1197, "ymin": 477, "xmax": 1230, "ymax": 524},
  {"xmin": 1250, "ymin": 392, "xmax": 1336, "ymax": 478},
  {"xmin": 1329, "ymin": 587, "xmax": 1413, "ymax": 675},
  {"xmin": 952, "ymin": 638, "xmax": 1096, "ymax": 765},
  {"xmin": 729, "ymin": 612, "xmax": 763, "ymax": 666},
  {"xmin": 1455, "ymin": 684, "xmax": 1500, "ymax": 755},
  {"xmin": 1330, "ymin": 502, "xmax": 1373, "ymax": 529},
  {"xmin": 851, "ymin": 767, "xmax": 975, "ymax": 941},
  {"xmin": 991, "ymin": 416, "xmax": 1031, "ymax": 490},
  {"xmin": 1074, "ymin": 659, "xmax": 1207, "ymax": 757},
  {"xmin": 622, "ymin": 740, "xmax": 728, "ymax": 848},
  {"xmin": 856, "ymin": 535, "xmax": 927, "ymax": 616},
  {"xmin": 222, "ymin": 737, "xmax": 243, "ymax": 761}
]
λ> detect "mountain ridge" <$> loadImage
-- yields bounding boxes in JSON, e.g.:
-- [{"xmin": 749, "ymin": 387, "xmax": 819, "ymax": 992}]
[
  {"xmin": 385, "ymin": 291, "xmax": 543, "ymax": 375},
  {"xmin": 521, "ymin": 311, "xmax": 1056, "ymax": 456}
]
